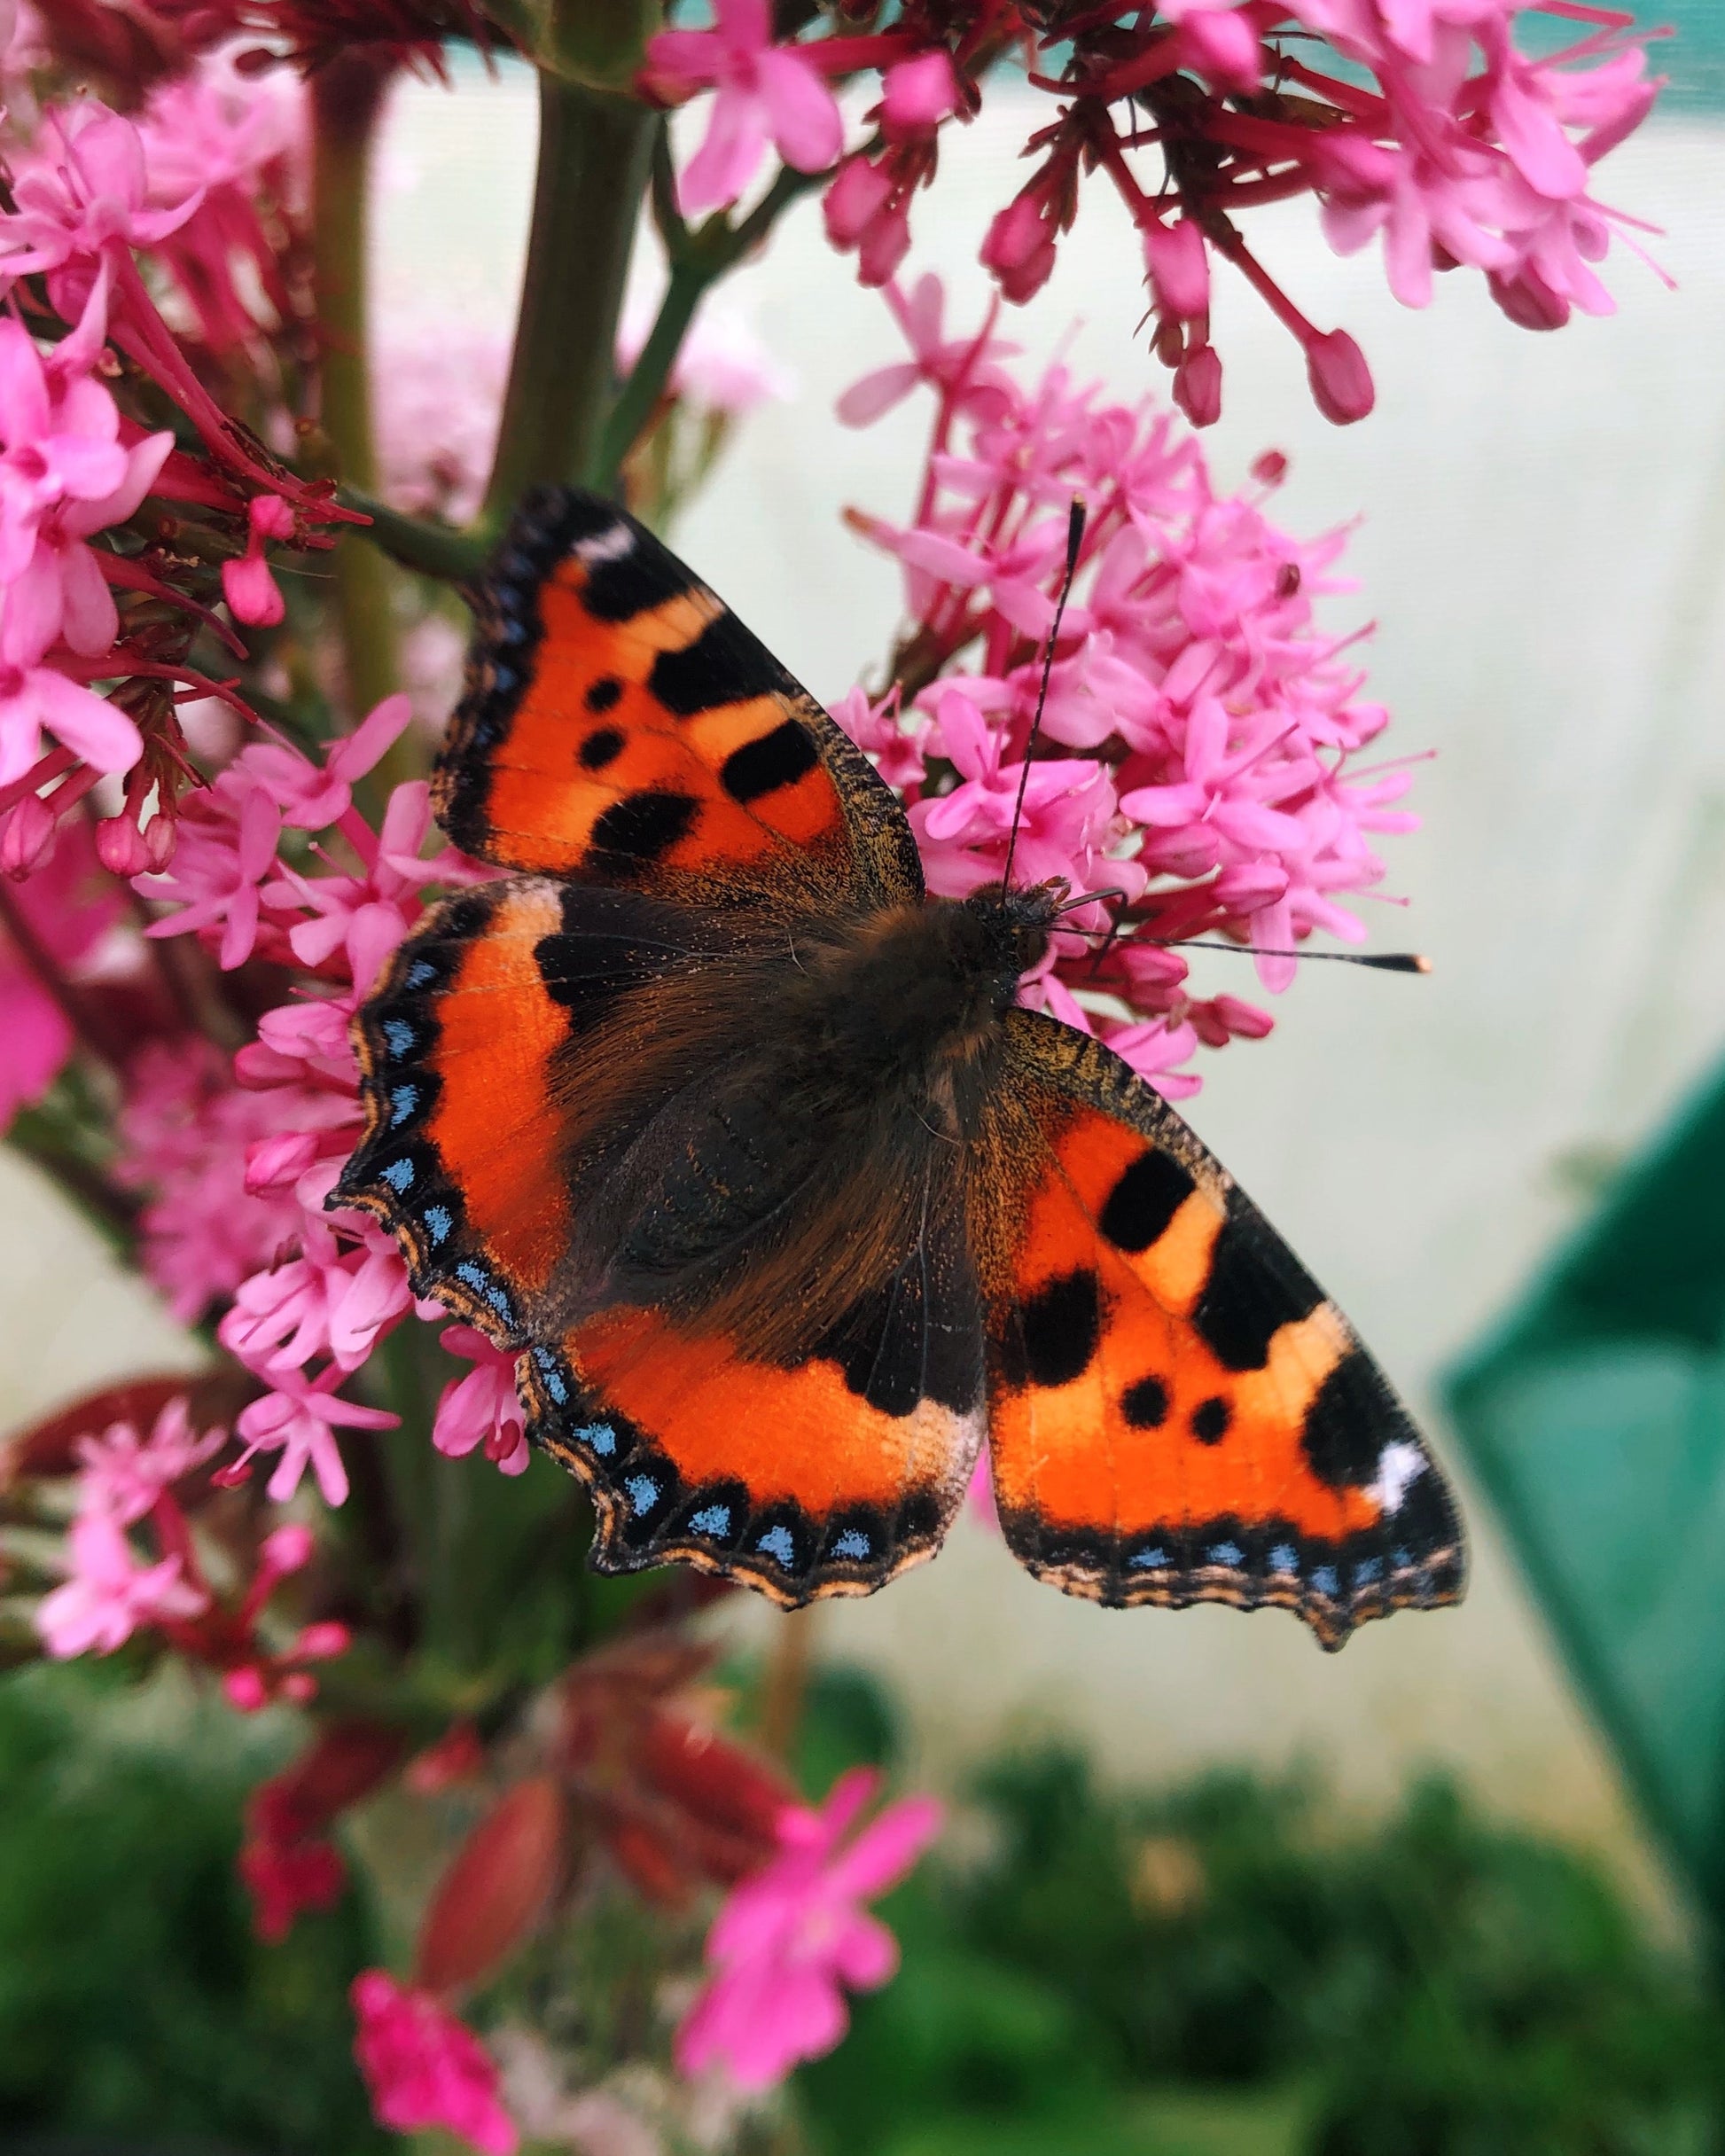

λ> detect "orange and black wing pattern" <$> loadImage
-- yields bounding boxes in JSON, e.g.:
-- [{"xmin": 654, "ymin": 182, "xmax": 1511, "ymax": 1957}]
[
  {"xmin": 435, "ymin": 488, "xmax": 921, "ymax": 911},
  {"xmin": 518, "ymin": 1191, "xmax": 987, "ymax": 1607},
  {"xmin": 977, "ymin": 1011, "xmax": 1464, "ymax": 1650},
  {"xmin": 336, "ymin": 879, "xmax": 738, "ymax": 1335}
]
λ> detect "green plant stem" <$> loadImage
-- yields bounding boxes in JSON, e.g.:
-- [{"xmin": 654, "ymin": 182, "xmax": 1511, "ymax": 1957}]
[
  {"xmin": 597, "ymin": 159, "xmax": 824, "ymax": 487},
  {"xmin": 480, "ymin": 74, "xmax": 656, "ymax": 529},
  {"xmin": 335, "ymin": 486, "xmax": 488, "ymax": 583},
  {"xmin": 310, "ymin": 52, "xmax": 402, "ymax": 742}
]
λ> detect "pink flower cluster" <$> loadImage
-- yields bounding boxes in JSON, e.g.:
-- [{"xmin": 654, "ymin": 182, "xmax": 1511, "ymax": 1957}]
[
  {"xmin": 644, "ymin": 0, "xmax": 1662, "ymax": 423},
  {"xmin": 0, "ymin": 83, "xmax": 352, "ymax": 881},
  {"xmin": 840, "ymin": 277, "xmax": 1413, "ymax": 1097},
  {"xmin": 676, "ymin": 1768, "xmax": 943, "ymax": 2091},
  {"xmin": 34, "ymin": 1397, "xmax": 218, "ymax": 1658},
  {"xmin": 121, "ymin": 695, "xmax": 526, "ymax": 1504}
]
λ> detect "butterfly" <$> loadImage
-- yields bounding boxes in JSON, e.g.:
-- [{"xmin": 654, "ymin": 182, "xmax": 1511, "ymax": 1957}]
[{"xmin": 334, "ymin": 487, "xmax": 1465, "ymax": 1651}]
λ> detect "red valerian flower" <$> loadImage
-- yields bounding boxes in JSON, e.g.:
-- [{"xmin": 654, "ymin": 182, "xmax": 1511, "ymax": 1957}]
[
  {"xmin": 675, "ymin": 1769, "xmax": 942, "ymax": 2090},
  {"xmin": 351, "ymin": 1971, "xmax": 519, "ymax": 2156}
]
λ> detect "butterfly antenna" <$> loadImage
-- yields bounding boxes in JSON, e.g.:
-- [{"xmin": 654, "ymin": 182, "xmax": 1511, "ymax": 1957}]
[
  {"xmin": 1151, "ymin": 937, "xmax": 1432, "ymax": 973},
  {"xmin": 1001, "ymin": 496, "xmax": 1087, "ymax": 895}
]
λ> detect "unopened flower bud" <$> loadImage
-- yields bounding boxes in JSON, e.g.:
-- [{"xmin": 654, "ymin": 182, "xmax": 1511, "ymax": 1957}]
[
  {"xmin": 1305, "ymin": 327, "xmax": 1375, "ymax": 424},
  {"xmin": 1173, "ymin": 342, "xmax": 1222, "ymax": 426},
  {"xmin": 96, "ymin": 814, "xmax": 152, "ymax": 876},
  {"xmin": 1143, "ymin": 216, "xmax": 1209, "ymax": 323}
]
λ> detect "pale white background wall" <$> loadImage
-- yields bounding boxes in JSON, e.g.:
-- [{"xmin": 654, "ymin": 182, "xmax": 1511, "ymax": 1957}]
[{"xmin": 7, "ymin": 63, "xmax": 1725, "ymax": 1911}]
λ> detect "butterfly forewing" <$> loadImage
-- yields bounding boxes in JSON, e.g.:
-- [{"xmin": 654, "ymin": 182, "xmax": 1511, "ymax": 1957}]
[{"xmin": 435, "ymin": 488, "xmax": 922, "ymax": 910}]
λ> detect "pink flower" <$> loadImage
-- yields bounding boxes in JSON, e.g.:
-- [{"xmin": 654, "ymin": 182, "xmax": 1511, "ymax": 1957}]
[
  {"xmin": 0, "ymin": 104, "xmax": 204, "ymax": 286},
  {"xmin": 230, "ymin": 1369, "xmax": 399, "ymax": 1507},
  {"xmin": 835, "ymin": 275, "xmax": 1016, "ymax": 428},
  {"xmin": 843, "ymin": 279, "xmax": 1411, "ymax": 1090},
  {"xmin": 351, "ymin": 1971, "xmax": 519, "ymax": 2156},
  {"xmin": 676, "ymin": 1769, "xmax": 941, "ymax": 2091},
  {"xmin": 221, "ymin": 490, "xmax": 295, "ymax": 627},
  {"xmin": 647, "ymin": 0, "xmax": 844, "ymax": 215},
  {"xmin": 0, "ymin": 659, "xmax": 141, "ymax": 789},
  {"xmin": 135, "ymin": 58, "xmax": 307, "ymax": 357},
  {"xmin": 74, "ymin": 1398, "xmax": 224, "ymax": 1525},
  {"xmin": 433, "ymin": 1326, "xmax": 529, "ymax": 1477},
  {"xmin": 35, "ymin": 1508, "xmax": 207, "ymax": 1658}
]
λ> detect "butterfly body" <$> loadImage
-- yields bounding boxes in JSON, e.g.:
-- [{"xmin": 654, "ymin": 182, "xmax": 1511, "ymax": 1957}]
[{"xmin": 336, "ymin": 488, "xmax": 1464, "ymax": 1648}]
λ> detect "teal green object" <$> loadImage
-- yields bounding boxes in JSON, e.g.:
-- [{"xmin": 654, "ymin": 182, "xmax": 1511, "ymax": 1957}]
[{"xmin": 1445, "ymin": 1058, "xmax": 1725, "ymax": 1940}]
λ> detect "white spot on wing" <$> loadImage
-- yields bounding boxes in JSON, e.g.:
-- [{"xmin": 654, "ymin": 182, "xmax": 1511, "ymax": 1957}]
[
  {"xmin": 573, "ymin": 524, "xmax": 635, "ymax": 566},
  {"xmin": 1368, "ymin": 1439, "xmax": 1425, "ymax": 1516}
]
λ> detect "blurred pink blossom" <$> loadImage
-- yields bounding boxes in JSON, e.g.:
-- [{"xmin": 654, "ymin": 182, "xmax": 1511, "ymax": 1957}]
[
  {"xmin": 35, "ymin": 1508, "xmax": 207, "ymax": 1657},
  {"xmin": 645, "ymin": 0, "xmax": 844, "ymax": 214},
  {"xmin": 675, "ymin": 1769, "xmax": 941, "ymax": 2090},
  {"xmin": 352, "ymin": 1970, "xmax": 519, "ymax": 2156},
  {"xmin": 0, "ymin": 814, "xmax": 121, "ymax": 1129}
]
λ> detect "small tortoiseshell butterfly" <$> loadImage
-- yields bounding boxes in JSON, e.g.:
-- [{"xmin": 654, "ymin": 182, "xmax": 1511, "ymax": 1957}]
[{"xmin": 336, "ymin": 488, "xmax": 1465, "ymax": 1650}]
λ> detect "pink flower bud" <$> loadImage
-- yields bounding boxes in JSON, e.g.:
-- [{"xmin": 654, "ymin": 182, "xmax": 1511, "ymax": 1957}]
[
  {"xmin": 250, "ymin": 493, "xmax": 296, "ymax": 543},
  {"xmin": 222, "ymin": 551, "xmax": 285, "ymax": 628},
  {"xmin": 1250, "ymin": 449, "xmax": 1289, "ymax": 487},
  {"xmin": 281, "ymin": 1672, "xmax": 317, "ymax": 1705},
  {"xmin": 1488, "ymin": 266, "xmax": 1571, "ymax": 332},
  {"xmin": 824, "ymin": 154, "xmax": 894, "ymax": 246},
  {"xmin": 143, "ymin": 814, "xmax": 176, "ymax": 871},
  {"xmin": 295, "ymin": 1621, "xmax": 352, "ymax": 1660},
  {"xmin": 1305, "ymin": 328, "xmax": 1375, "ymax": 424},
  {"xmin": 881, "ymin": 49, "xmax": 961, "ymax": 139},
  {"xmin": 1173, "ymin": 342, "xmax": 1222, "ymax": 426},
  {"xmin": 96, "ymin": 814, "xmax": 152, "ymax": 876},
  {"xmin": 981, "ymin": 194, "xmax": 1058, "ymax": 304},
  {"xmin": 1143, "ymin": 217, "xmax": 1209, "ymax": 323},
  {"xmin": 858, "ymin": 202, "xmax": 912, "ymax": 287},
  {"xmin": 261, "ymin": 1521, "xmax": 316, "ymax": 1574},
  {"xmin": 224, "ymin": 1666, "xmax": 269, "ymax": 1713},
  {"xmin": 1, "ymin": 795, "xmax": 56, "ymax": 875}
]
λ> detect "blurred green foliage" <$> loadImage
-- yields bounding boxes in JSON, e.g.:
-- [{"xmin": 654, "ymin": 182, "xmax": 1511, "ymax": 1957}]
[
  {"xmin": 0, "ymin": 1662, "xmax": 385, "ymax": 2156},
  {"xmin": 3, "ymin": 1657, "xmax": 1721, "ymax": 2156},
  {"xmin": 795, "ymin": 1685, "xmax": 1725, "ymax": 2156}
]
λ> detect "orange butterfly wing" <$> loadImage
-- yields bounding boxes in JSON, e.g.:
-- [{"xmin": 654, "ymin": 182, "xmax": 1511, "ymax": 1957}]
[
  {"xmin": 434, "ymin": 488, "xmax": 920, "ymax": 908},
  {"xmin": 977, "ymin": 1011, "xmax": 1464, "ymax": 1648}
]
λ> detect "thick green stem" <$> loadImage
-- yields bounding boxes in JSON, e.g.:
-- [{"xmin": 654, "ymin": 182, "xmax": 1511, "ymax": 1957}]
[
  {"xmin": 480, "ymin": 74, "xmax": 656, "ymax": 527},
  {"xmin": 337, "ymin": 487, "xmax": 488, "ymax": 583},
  {"xmin": 311, "ymin": 53, "xmax": 402, "ymax": 732}
]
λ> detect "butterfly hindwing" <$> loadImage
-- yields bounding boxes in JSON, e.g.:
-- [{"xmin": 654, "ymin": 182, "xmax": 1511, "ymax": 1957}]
[
  {"xmin": 520, "ymin": 1188, "xmax": 987, "ymax": 1606},
  {"xmin": 436, "ymin": 488, "xmax": 922, "ymax": 910},
  {"xmin": 979, "ymin": 1010, "xmax": 1464, "ymax": 1650}
]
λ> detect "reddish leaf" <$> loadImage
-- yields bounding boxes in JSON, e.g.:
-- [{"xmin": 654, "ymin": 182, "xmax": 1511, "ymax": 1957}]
[
  {"xmin": 636, "ymin": 1712, "xmax": 793, "ymax": 1846},
  {"xmin": 252, "ymin": 1720, "xmax": 410, "ymax": 1844},
  {"xmin": 413, "ymin": 1775, "xmax": 567, "ymax": 1996}
]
